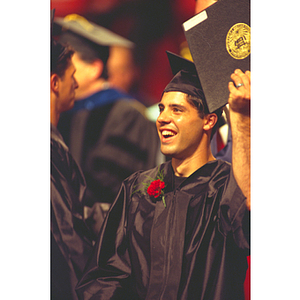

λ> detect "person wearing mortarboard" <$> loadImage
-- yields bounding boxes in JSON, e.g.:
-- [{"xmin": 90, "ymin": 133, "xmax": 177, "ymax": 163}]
[
  {"xmin": 50, "ymin": 14, "xmax": 94, "ymax": 300},
  {"xmin": 54, "ymin": 15, "xmax": 161, "ymax": 237},
  {"xmin": 75, "ymin": 51, "xmax": 250, "ymax": 300}
]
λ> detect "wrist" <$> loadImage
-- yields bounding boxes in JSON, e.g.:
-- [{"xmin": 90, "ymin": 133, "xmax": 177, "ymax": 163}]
[{"xmin": 230, "ymin": 110, "xmax": 251, "ymax": 137}]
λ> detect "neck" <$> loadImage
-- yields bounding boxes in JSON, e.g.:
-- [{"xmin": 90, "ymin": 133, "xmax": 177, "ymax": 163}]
[
  {"xmin": 172, "ymin": 136, "xmax": 215, "ymax": 177},
  {"xmin": 75, "ymin": 78, "xmax": 108, "ymax": 101},
  {"xmin": 50, "ymin": 113, "xmax": 59, "ymax": 127},
  {"xmin": 171, "ymin": 146, "xmax": 215, "ymax": 178},
  {"xmin": 50, "ymin": 93, "xmax": 59, "ymax": 127}
]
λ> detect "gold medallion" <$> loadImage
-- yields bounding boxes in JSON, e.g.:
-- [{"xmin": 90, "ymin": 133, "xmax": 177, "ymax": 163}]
[{"xmin": 226, "ymin": 23, "xmax": 250, "ymax": 60}]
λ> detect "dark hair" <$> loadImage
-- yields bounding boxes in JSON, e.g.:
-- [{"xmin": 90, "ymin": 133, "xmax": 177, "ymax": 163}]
[
  {"xmin": 186, "ymin": 94, "xmax": 224, "ymax": 139},
  {"xmin": 51, "ymin": 40, "xmax": 74, "ymax": 78},
  {"xmin": 59, "ymin": 31, "xmax": 110, "ymax": 80}
]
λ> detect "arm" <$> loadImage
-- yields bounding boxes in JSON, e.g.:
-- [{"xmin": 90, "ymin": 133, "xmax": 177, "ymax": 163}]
[
  {"xmin": 51, "ymin": 138, "xmax": 94, "ymax": 279},
  {"xmin": 228, "ymin": 69, "xmax": 251, "ymax": 210},
  {"xmin": 76, "ymin": 182, "xmax": 133, "ymax": 300}
]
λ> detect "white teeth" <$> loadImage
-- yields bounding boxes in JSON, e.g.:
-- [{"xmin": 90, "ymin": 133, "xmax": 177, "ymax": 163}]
[{"xmin": 162, "ymin": 130, "xmax": 176, "ymax": 137}]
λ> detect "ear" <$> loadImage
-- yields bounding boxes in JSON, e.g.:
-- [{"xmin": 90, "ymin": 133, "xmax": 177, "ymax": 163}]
[
  {"xmin": 50, "ymin": 73, "xmax": 60, "ymax": 93},
  {"xmin": 202, "ymin": 113, "xmax": 218, "ymax": 131},
  {"xmin": 90, "ymin": 59, "xmax": 104, "ymax": 79}
]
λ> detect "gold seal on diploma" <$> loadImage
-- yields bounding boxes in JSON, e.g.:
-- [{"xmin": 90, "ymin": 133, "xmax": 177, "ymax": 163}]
[{"xmin": 226, "ymin": 23, "xmax": 250, "ymax": 60}]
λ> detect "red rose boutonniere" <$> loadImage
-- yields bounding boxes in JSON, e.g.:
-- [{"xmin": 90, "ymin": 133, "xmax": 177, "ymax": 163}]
[
  {"xmin": 147, "ymin": 179, "xmax": 165, "ymax": 198},
  {"xmin": 132, "ymin": 167, "xmax": 166, "ymax": 207}
]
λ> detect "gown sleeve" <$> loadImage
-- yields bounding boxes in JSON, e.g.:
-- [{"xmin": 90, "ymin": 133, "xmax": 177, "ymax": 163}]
[
  {"xmin": 219, "ymin": 167, "xmax": 250, "ymax": 251},
  {"xmin": 51, "ymin": 135, "xmax": 94, "ymax": 299},
  {"xmin": 76, "ymin": 174, "xmax": 139, "ymax": 300}
]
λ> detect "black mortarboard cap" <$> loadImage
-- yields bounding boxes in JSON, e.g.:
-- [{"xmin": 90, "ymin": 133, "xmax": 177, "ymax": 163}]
[
  {"xmin": 166, "ymin": 50, "xmax": 196, "ymax": 75},
  {"xmin": 183, "ymin": 0, "xmax": 250, "ymax": 113},
  {"xmin": 54, "ymin": 14, "xmax": 134, "ymax": 49},
  {"xmin": 164, "ymin": 51, "xmax": 209, "ymax": 112}
]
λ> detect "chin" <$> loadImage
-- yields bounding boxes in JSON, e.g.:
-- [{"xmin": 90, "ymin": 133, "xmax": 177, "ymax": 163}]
[{"xmin": 160, "ymin": 146, "xmax": 177, "ymax": 158}]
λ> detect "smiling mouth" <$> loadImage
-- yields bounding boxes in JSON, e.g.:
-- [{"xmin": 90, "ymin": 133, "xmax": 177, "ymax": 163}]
[{"xmin": 161, "ymin": 130, "xmax": 177, "ymax": 139}]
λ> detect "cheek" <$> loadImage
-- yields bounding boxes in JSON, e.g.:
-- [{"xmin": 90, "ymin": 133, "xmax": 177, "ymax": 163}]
[
  {"xmin": 155, "ymin": 120, "xmax": 160, "ymax": 133},
  {"xmin": 176, "ymin": 116, "xmax": 191, "ymax": 132},
  {"xmin": 74, "ymin": 73, "xmax": 83, "ymax": 86},
  {"xmin": 73, "ymin": 65, "xmax": 87, "ymax": 85},
  {"xmin": 181, "ymin": 119, "xmax": 203, "ymax": 139}
]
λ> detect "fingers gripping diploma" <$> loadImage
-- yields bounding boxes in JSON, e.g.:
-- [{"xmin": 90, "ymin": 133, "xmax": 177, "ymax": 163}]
[
  {"xmin": 228, "ymin": 69, "xmax": 251, "ymax": 209},
  {"xmin": 228, "ymin": 69, "xmax": 251, "ymax": 115}
]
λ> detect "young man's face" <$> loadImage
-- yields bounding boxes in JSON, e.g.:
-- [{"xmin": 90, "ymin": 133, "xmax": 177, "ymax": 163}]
[
  {"xmin": 57, "ymin": 59, "xmax": 78, "ymax": 113},
  {"xmin": 156, "ymin": 91, "xmax": 205, "ymax": 160}
]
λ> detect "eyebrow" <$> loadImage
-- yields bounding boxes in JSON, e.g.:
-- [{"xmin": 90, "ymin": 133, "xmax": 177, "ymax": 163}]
[{"xmin": 158, "ymin": 103, "xmax": 187, "ymax": 110}]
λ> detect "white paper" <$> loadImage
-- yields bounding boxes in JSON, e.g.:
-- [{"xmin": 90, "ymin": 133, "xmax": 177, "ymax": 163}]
[{"xmin": 183, "ymin": 10, "xmax": 208, "ymax": 31}]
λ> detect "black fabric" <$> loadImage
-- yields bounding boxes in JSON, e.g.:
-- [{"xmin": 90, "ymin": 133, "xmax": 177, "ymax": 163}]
[
  {"xmin": 51, "ymin": 125, "xmax": 94, "ymax": 300},
  {"xmin": 58, "ymin": 96, "xmax": 160, "ymax": 209},
  {"xmin": 174, "ymin": 175, "xmax": 187, "ymax": 190},
  {"xmin": 164, "ymin": 69, "xmax": 206, "ymax": 103},
  {"xmin": 163, "ymin": 51, "xmax": 207, "ymax": 110},
  {"xmin": 163, "ymin": 52, "xmax": 208, "ymax": 112},
  {"xmin": 76, "ymin": 160, "xmax": 249, "ymax": 300}
]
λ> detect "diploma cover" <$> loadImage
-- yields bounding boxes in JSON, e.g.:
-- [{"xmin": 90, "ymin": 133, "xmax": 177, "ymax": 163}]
[{"xmin": 183, "ymin": 0, "xmax": 250, "ymax": 112}]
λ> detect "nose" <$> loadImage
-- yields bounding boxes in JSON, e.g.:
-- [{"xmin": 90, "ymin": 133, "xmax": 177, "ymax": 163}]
[{"xmin": 156, "ymin": 108, "xmax": 171, "ymax": 125}]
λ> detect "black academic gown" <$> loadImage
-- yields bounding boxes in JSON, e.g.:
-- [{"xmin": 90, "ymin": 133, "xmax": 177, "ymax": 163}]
[
  {"xmin": 51, "ymin": 125, "xmax": 94, "ymax": 300},
  {"xmin": 57, "ymin": 90, "xmax": 160, "ymax": 208},
  {"xmin": 76, "ymin": 160, "xmax": 250, "ymax": 300}
]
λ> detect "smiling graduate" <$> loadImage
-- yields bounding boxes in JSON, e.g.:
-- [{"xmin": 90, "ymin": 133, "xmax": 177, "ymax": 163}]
[
  {"xmin": 76, "ymin": 52, "xmax": 250, "ymax": 300},
  {"xmin": 156, "ymin": 52, "xmax": 224, "ymax": 177}
]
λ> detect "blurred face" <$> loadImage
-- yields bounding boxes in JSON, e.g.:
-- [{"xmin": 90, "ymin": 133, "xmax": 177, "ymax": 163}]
[
  {"xmin": 195, "ymin": 0, "xmax": 217, "ymax": 14},
  {"xmin": 57, "ymin": 59, "xmax": 78, "ymax": 113},
  {"xmin": 156, "ymin": 91, "xmax": 205, "ymax": 160},
  {"xmin": 71, "ymin": 52, "xmax": 96, "ymax": 100},
  {"xmin": 107, "ymin": 46, "xmax": 138, "ymax": 93}
]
